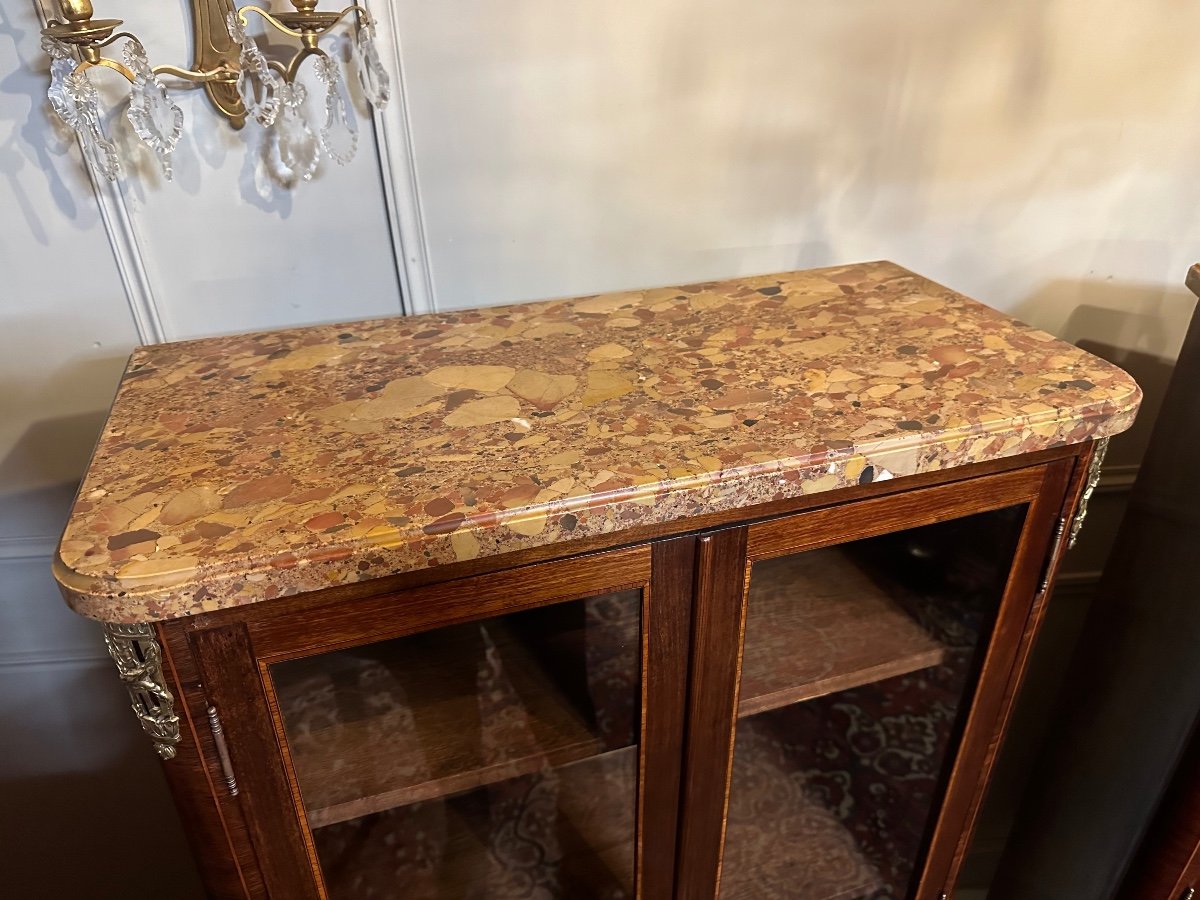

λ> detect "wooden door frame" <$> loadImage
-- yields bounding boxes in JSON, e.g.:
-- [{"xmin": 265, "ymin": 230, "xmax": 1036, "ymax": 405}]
[
  {"xmin": 172, "ymin": 542, "xmax": 691, "ymax": 900},
  {"xmin": 674, "ymin": 456, "xmax": 1083, "ymax": 900}
]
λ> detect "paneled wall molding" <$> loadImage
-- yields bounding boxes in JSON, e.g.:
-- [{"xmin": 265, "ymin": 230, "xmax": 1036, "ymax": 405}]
[
  {"xmin": 366, "ymin": 0, "xmax": 436, "ymax": 314},
  {"xmin": 1095, "ymin": 463, "xmax": 1139, "ymax": 495},
  {"xmin": 32, "ymin": 0, "xmax": 167, "ymax": 345},
  {"xmin": 0, "ymin": 536, "xmax": 59, "ymax": 562},
  {"xmin": 92, "ymin": 178, "xmax": 167, "ymax": 344},
  {"xmin": 0, "ymin": 647, "xmax": 109, "ymax": 670},
  {"xmin": 1055, "ymin": 570, "xmax": 1104, "ymax": 589}
]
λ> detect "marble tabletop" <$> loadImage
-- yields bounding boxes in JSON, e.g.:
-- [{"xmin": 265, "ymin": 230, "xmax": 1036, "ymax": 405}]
[{"xmin": 55, "ymin": 261, "xmax": 1141, "ymax": 623}]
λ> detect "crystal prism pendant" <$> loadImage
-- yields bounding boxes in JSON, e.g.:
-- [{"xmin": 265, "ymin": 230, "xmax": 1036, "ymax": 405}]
[
  {"xmin": 43, "ymin": 37, "xmax": 120, "ymax": 182},
  {"xmin": 226, "ymin": 12, "xmax": 282, "ymax": 127},
  {"xmin": 266, "ymin": 82, "xmax": 319, "ymax": 185},
  {"xmin": 123, "ymin": 38, "xmax": 184, "ymax": 180},
  {"xmin": 354, "ymin": 22, "xmax": 390, "ymax": 109},
  {"xmin": 315, "ymin": 55, "xmax": 357, "ymax": 165}
]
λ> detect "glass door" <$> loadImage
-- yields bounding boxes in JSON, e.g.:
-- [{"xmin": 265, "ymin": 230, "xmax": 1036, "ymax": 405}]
[
  {"xmin": 205, "ymin": 544, "xmax": 689, "ymax": 900},
  {"xmin": 722, "ymin": 507, "xmax": 1025, "ymax": 898},
  {"xmin": 271, "ymin": 590, "xmax": 643, "ymax": 899},
  {"xmin": 677, "ymin": 465, "xmax": 1069, "ymax": 900}
]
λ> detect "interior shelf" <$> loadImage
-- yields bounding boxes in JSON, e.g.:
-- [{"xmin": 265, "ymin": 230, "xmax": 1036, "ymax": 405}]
[
  {"xmin": 313, "ymin": 722, "xmax": 883, "ymax": 900},
  {"xmin": 738, "ymin": 548, "xmax": 948, "ymax": 718},
  {"xmin": 275, "ymin": 548, "xmax": 944, "ymax": 835},
  {"xmin": 274, "ymin": 616, "xmax": 618, "ymax": 828},
  {"xmin": 314, "ymin": 746, "xmax": 638, "ymax": 900}
]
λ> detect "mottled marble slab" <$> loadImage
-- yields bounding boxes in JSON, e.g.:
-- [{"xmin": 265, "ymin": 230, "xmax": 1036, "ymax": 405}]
[{"xmin": 54, "ymin": 261, "xmax": 1141, "ymax": 623}]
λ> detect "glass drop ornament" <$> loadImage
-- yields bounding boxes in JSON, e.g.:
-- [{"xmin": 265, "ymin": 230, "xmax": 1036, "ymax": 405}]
[
  {"xmin": 354, "ymin": 21, "xmax": 390, "ymax": 109},
  {"xmin": 315, "ymin": 55, "xmax": 357, "ymax": 165},
  {"xmin": 226, "ymin": 12, "xmax": 282, "ymax": 127},
  {"xmin": 43, "ymin": 36, "xmax": 120, "ymax": 181},
  {"xmin": 123, "ymin": 38, "xmax": 184, "ymax": 180},
  {"xmin": 266, "ymin": 82, "xmax": 319, "ymax": 185}
]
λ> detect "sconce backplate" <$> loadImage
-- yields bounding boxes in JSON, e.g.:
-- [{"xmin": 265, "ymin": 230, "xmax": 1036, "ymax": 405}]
[{"xmin": 191, "ymin": 0, "xmax": 245, "ymax": 126}]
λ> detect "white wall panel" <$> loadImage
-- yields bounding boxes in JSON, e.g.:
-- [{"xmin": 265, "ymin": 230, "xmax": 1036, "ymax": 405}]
[
  {"xmin": 0, "ymin": 5, "xmax": 139, "ymax": 507},
  {"xmin": 388, "ymin": 0, "xmax": 1199, "ymax": 344},
  {"xmin": 3, "ymin": 3, "xmax": 411, "ymax": 894}
]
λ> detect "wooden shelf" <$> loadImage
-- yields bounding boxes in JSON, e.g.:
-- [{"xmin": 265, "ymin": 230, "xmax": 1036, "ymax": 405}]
[
  {"xmin": 279, "ymin": 548, "xmax": 940, "ymax": 834},
  {"xmin": 314, "ymin": 747, "xmax": 637, "ymax": 900},
  {"xmin": 274, "ymin": 616, "xmax": 619, "ymax": 828},
  {"xmin": 314, "ymin": 724, "xmax": 882, "ymax": 900},
  {"xmin": 738, "ymin": 548, "xmax": 947, "ymax": 717}
]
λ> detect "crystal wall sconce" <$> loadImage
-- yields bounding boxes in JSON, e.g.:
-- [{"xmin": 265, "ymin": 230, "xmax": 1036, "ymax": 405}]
[{"xmin": 40, "ymin": 0, "xmax": 390, "ymax": 184}]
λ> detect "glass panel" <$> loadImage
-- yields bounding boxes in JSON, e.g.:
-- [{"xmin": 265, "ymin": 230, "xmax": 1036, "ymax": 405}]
[
  {"xmin": 720, "ymin": 506, "xmax": 1027, "ymax": 900},
  {"xmin": 271, "ymin": 590, "xmax": 643, "ymax": 899}
]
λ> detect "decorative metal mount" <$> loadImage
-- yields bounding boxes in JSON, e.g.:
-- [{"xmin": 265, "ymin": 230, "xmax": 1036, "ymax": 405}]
[
  {"xmin": 1069, "ymin": 436, "xmax": 1110, "ymax": 549},
  {"xmin": 102, "ymin": 623, "xmax": 181, "ymax": 760}
]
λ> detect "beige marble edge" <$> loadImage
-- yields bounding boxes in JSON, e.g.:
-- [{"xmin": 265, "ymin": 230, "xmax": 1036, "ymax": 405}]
[{"xmin": 55, "ymin": 382, "xmax": 1139, "ymax": 625}]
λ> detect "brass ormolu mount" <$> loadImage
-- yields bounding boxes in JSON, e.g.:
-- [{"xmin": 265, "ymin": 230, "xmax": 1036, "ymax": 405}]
[{"xmin": 41, "ymin": 0, "xmax": 373, "ymax": 128}]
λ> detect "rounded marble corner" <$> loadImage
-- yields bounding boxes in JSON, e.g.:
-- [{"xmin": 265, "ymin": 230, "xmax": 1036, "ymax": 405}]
[
  {"xmin": 1086, "ymin": 377, "xmax": 1143, "ymax": 442},
  {"xmin": 52, "ymin": 553, "xmax": 120, "ymax": 622},
  {"xmin": 51, "ymin": 551, "xmax": 200, "ymax": 624}
]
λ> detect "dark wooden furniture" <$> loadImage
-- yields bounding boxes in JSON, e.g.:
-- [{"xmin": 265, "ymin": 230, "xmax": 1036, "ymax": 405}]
[
  {"xmin": 1119, "ymin": 721, "xmax": 1200, "ymax": 900},
  {"xmin": 988, "ymin": 264, "xmax": 1199, "ymax": 900},
  {"xmin": 162, "ymin": 453, "xmax": 1095, "ymax": 900},
  {"xmin": 989, "ymin": 265, "xmax": 1200, "ymax": 900},
  {"xmin": 55, "ymin": 263, "xmax": 1139, "ymax": 899}
]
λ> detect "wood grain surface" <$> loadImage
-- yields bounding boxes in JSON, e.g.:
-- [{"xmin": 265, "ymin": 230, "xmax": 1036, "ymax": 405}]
[{"xmin": 738, "ymin": 550, "xmax": 947, "ymax": 717}]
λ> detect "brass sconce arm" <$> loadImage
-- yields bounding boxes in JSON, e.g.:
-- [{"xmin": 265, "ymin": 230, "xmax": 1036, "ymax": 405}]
[
  {"xmin": 40, "ymin": 0, "xmax": 392, "ymax": 186},
  {"xmin": 238, "ymin": 5, "xmax": 373, "ymax": 82},
  {"xmin": 54, "ymin": 29, "xmax": 238, "ymax": 86},
  {"xmin": 150, "ymin": 64, "xmax": 240, "ymax": 85},
  {"xmin": 241, "ymin": 3, "xmax": 371, "ymax": 39}
]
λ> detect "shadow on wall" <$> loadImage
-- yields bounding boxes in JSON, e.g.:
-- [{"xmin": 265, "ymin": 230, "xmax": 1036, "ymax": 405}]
[
  {"xmin": 0, "ymin": 411, "xmax": 107, "ymax": 530},
  {"xmin": 0, "ymin": 409, "xmax": 205, "ymax": 898},
  {"xmin": 0, "ymin": 659, "xmax": 205, "ymax": 899},
  {"xmin": 1014, "ymin": 278, "xmax": 1194, "ymax": 467},
  {"xmin": 960, "ymin": 277, "xmax": 1196, "ymax": 893},
  {"xmin": 0, "ymin": 3, "xmax": 101, "ymax": 239}
]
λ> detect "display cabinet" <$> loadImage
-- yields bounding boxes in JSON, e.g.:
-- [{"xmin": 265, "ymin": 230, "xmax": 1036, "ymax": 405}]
[{"xmin": 54, "ymin": 262, "xmax": 1140, "ymax": 899}]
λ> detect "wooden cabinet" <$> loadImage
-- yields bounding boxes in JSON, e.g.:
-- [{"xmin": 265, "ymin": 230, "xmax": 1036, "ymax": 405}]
[
  {"xmin": 140, "ymin": 452, "xmax": 1085, "ymax": 900},
  {"xmin": 54, "ymin": 263, "xmax": 1140, "ymax": 898}
]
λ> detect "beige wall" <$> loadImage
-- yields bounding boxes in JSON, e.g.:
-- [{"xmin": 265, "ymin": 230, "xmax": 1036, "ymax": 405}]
[
  {"xmin": 2, "ymin": 0, "xmax": 1197, "ymax": 894},
  {"xmin": 391, "ymin": 0, "xmax": 1199, "ymax": 472}
]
